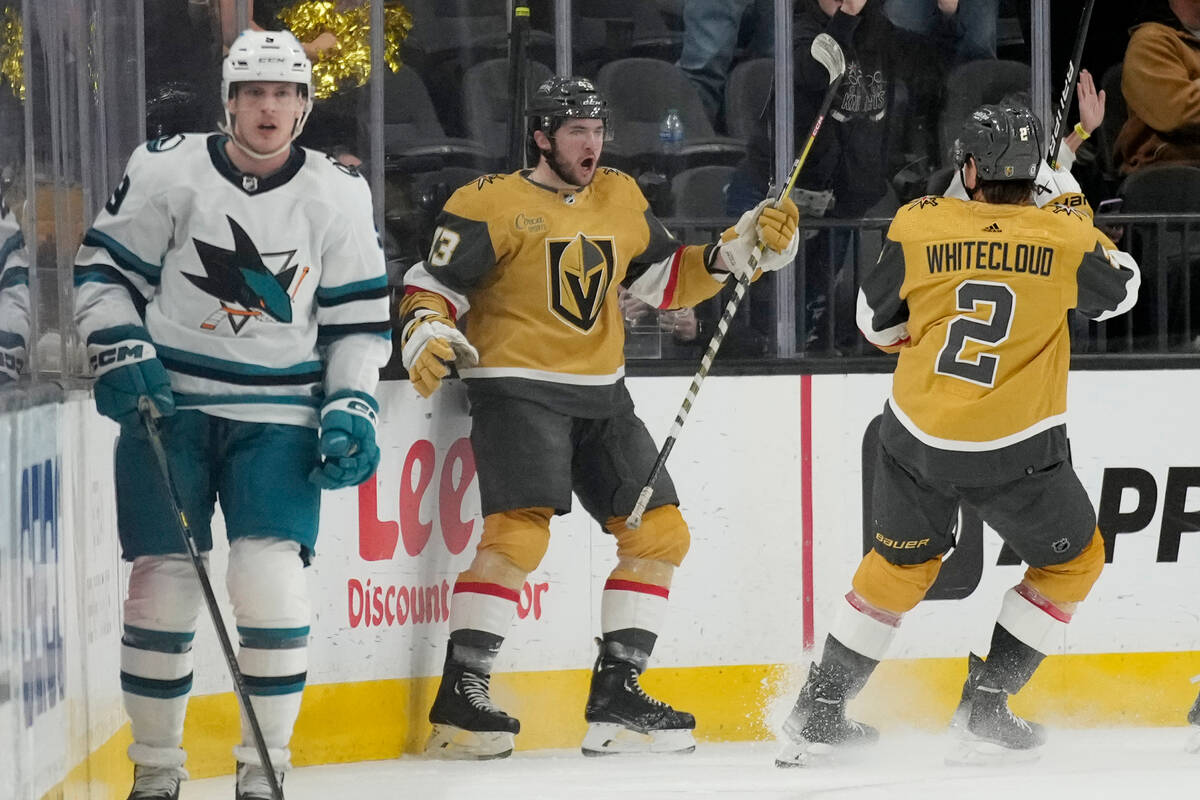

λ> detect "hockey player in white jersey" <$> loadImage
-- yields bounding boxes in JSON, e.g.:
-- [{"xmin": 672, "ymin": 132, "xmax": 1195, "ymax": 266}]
[
  {"xmin": 0, "ymin": 193, "xmax": 29, "ymax": 383},
  {"xmin": 74, "ymin": 30, "xmax": 390, "ymax": 800}
]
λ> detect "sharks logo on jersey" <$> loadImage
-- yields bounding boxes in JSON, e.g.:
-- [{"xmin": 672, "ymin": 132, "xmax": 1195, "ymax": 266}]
[{"xmin": 186, "ymin": 216, "xmax": 307, "ymax": 334}]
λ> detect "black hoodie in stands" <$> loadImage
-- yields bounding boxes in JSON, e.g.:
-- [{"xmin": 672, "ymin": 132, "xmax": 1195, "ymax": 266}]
[{"xmin": 736, "ymin": 0, "xmax": 955, "ymax": 218}]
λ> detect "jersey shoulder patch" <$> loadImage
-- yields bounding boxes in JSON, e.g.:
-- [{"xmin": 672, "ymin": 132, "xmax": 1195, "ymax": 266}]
[
  {"xmin": 442, "ymin": 172, "xmax": 518, "ymax": 223},
  {"xmin": 297, "ymin": 152, "xmax": 375, "ymax": 217},
  {"xmin": 889, "ymin": 195, "xmax": 961, "ymax": 242},
  {"xmin": 593, "ymin": 166, "xmax": 648, "ymax": 211},
  {"xmin": 145, "ymin": 133, "xmax": 188, "ymax": 153},
  {"xmin": 122, "ymin": 135, "xmax": 207, "ymax": 193},
  {"xmin": 313, "ymin": 149, "xmax": 367, "ymax": 180},
  {"xmin": 1042, "ymin": 201, "xmax": 1090, "ymax": 223}
]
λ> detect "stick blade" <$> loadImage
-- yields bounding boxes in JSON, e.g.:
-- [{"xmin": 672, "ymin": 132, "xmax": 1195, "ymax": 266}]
[{"xmin": 810, "ymin": 33, "xmax": 846, "ymax": 83}]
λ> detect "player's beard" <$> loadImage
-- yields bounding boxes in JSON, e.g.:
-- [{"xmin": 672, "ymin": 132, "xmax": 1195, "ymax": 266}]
[{"xmin": 543, "ymin": 142, "xmax": 595, "ymax": 189}]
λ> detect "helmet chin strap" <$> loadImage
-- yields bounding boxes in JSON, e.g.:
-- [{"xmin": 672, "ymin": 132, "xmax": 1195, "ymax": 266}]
[
  {"xmin": 959, "ymin": 164, "xmax": 978, "ymax": 196},
  {"xmin": 220, "ymin": 110, "xmax": 309, "ymax": 161}
]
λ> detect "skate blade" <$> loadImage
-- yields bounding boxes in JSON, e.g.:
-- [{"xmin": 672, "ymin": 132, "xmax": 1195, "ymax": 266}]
[
  {"xmin": 1186, "ymin": 729, "xmax": 1200, "ymax": 754},
  {"xmin": 580, "ymin": 722, "xmax": 696, "ymax": 756},
  {"xmin": 425, "ymin": 724, "xmax": 514, "ymax": 760},
  {"xmin": 945, "ymin": 737, "xmax": 1041, "ymax": 766},
  {"xmin": 774, "ymin": 739, "xmax": 835, "ymax": 768}
]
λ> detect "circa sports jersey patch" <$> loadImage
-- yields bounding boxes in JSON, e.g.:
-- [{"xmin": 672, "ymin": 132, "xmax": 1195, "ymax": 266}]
[
  {"xmin": 546, "ymin": 233, "xmax": 616, "ymax": 333},
  {"xmin": 185, "ymin": 216, "xmax": 309, "ymax": 334},
  {"xmin": 514, "ymin": 212, "xmax": 548, "ymax": 233}
]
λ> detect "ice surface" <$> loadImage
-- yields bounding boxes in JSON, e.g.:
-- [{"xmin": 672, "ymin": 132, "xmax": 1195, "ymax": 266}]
[{"xmin": 181, "ymin": 727, "xmax": 1200, "ymax": 800}]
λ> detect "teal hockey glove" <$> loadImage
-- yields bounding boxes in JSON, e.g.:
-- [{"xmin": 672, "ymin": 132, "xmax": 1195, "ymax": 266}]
[
  {"xmin": 310, "ymin": 391, "xmax": 380, "ymax": 490},
  {"xmin": 88, "ymin": 326, "xmax": 175, "ymax": 428}
]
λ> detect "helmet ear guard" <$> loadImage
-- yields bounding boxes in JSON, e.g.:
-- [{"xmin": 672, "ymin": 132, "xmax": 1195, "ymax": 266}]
[{"xmin": 221, "ymin": 29, "xmax": 313, "ymax": 159}]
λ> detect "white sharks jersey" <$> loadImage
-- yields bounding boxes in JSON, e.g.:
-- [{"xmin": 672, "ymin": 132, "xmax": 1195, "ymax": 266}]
[
  {"xmin": 75, "ymin": 133, "xmax": 391, "ymax": 426},
  {"xmin": 0, "ymin": 198, "xmax": 30, "ymax": 380}
]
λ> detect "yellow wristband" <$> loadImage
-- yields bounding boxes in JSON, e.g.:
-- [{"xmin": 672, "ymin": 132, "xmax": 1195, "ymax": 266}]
[{"xmin": 1073, "ymin": 122, "xmax": 1090, "ymax": 141}]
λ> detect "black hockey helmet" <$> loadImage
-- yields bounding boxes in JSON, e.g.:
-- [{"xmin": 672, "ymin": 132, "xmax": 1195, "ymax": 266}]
[
  {"xmin": 525, "ymin": 76, "xmax": 612, "ymax": 164},
  {"xmin": 952, "ymin": 104, "xmax": 1042, "ymax": 181}
]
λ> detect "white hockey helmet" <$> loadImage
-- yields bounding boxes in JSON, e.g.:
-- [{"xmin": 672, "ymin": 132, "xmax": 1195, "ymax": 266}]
[{"xmin": 221, "ymin": 30, "xmax": 313, "ymax": 158}]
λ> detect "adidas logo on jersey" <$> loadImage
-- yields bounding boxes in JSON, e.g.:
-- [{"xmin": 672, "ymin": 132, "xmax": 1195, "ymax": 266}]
[{"xmin": 983, "ymin": 222, "xmax": 1002, "ymax": 233}]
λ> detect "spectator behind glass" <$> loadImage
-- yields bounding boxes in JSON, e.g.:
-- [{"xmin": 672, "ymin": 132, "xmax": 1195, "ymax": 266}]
[
  {"xmin": 727, "ymin": 0, "xmax": 955, "ymax": 351},
  {"xmin": 1114, "ymin": 0, "xmax": 1200, "ymax": 174},
  {"xmin": 884, "ymin": 0, "xmax": 996, "ymax": 63},
  {"xmin": 677, "ymin": 0, "xmax": 775, "ymax": 127}
]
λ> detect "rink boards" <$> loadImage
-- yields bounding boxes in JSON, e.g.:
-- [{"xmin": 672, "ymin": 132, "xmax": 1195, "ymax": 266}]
[{"xmin": 4, "ymin": 371, "xmax": 1200, "ymax": 798}]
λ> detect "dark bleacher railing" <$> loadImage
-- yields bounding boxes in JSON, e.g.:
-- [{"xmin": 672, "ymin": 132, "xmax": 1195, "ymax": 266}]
[{"xmin": 629, "ymin": 211, "xmax": 1200, "ymax": 375}]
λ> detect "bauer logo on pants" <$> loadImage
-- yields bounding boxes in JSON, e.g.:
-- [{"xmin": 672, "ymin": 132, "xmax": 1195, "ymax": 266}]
[{"xmin": 545, "ymin": 233, "xmax": 615, "ymax": 333}]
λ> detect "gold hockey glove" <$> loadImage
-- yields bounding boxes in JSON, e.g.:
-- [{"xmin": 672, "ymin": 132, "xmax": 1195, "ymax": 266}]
[
  {"xmin": 400, "ymin": 310, "xmax": 479, "ymax": 398},
  {"xmin": 715, "ymin": 196, "xmax": 801, "ymax": 279}
]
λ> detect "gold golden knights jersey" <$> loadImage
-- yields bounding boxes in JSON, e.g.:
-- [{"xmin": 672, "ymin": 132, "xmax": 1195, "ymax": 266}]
[
  {"xmin": 400, "ymin": 168, "xmax": 727, "ymax": 416},
  {"xmin": 858, "ymin": 195, "xmax": 1140, "ymax": 453}
]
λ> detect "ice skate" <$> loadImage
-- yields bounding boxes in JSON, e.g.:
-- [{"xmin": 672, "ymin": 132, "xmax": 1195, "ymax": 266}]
[
  {"xmin": 426, "ymin": 658, "xmax": 520, "ymax": 760},
  {"xmin": 946, "ymin": 684, "xmax": 1044, "ymax": 765},
  {"xmin": 947, "ymin": 652, "xmax": 985, "ymax": 734},
  {"xmin": 126, "ymin": 764, "xmax": 186, "ymax": 800},
  {"xmin": 235, "ymin": 761, "xmax": 284, "ymax": 800},
  {"xmin": 581, "ymin": 653, "xmax": 696, "ymax": 756},
  {"xmin": 775, "ymin": 663, "xmax": 878, "ymax": 768}
]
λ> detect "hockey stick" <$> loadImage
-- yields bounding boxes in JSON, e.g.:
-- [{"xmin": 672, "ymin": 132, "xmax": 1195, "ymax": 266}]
[
  {"xmin": 138, "ymin": 398, "xmax": 284, "ymax": 800},
  {"xmin": 1045, "ymin": 0, "xmax": 1096, "ymax": 169},
  {"xmin": 626, "ymin": 33, "xmax": 846, "ymax": 529}
]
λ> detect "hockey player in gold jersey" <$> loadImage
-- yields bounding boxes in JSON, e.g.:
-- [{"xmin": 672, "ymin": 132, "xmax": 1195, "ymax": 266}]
[
  {"xmin": 776, "ymin": 105, "xmax": 1140, "ymax": 767},
  {"xmin": 399, "ymin": 77, "xmax": 800, "ymax": 759}
]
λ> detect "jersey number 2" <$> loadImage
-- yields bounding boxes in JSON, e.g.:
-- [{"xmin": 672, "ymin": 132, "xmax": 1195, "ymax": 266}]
[{"xmin": 935, "ymin": 280, "xmax": 1015, "ymax": 387}]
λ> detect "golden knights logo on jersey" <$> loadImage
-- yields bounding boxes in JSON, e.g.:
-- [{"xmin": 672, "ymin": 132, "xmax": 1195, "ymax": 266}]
[
  {"xmin": 186, "ymin": 216, "xmax": 308, "ymax": 334},
  {"xmin": 546, "ymin": 233, "xmax": 615, "ymax": 332}
]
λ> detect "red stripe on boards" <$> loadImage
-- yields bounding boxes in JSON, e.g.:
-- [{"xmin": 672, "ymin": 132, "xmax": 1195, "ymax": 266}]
[{"xmin": 801, "ymin": 373, "xmax": 815, "ymax": 650}]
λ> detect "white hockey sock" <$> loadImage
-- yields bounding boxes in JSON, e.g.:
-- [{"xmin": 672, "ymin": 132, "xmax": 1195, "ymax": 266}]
[
  {"xmin": 601, "ymin": 577, "xmax": 669, "ymax": 667},
  {"xmin": 996, "ymin": 584, "xmax": 1071, "ymax": 654},
  {"xmin": 121, "ymin": 626, "xmax": 194, "ymax": 762},
  {"xmin": 232, "ymin": 625, "xmax": 308, "ymax": 769},
  {"xmin": 227, "ymin": 538, "xmax": 310, "ymax": 769},
  {"xmin": 447, "ymin": 581, "xmax": 520, "ymax": 671},
  {"xmin": 828, "ymin": 591, "xmax": 902, "ymax": 661},
  {"xmin": 122, "ymin": 555, "xmax": 203, "ymax": 766}
]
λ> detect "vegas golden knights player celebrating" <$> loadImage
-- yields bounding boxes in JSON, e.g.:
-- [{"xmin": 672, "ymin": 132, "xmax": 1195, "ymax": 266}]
[
  {"xmin": 399, "ymin": 77, "xmax": 799, "ymax": 759},
  {"xmin": 776, "ymin": 105, "xmax": 1140, "ymax": 767}
]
